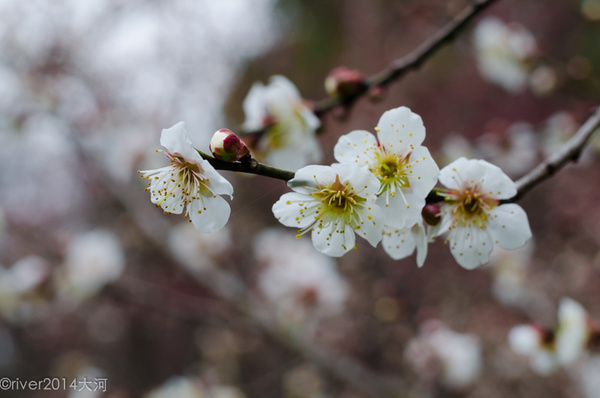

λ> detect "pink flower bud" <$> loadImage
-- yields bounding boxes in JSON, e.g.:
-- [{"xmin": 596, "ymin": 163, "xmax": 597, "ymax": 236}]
[
  {"xmin": 422, "ymin": 204, "xmax": 441, "ymax": 226},
  {"xmin": 324, "ymin": 67, "xmax": 366, "ymax": 99},
  {"xmin": 209, "ymin": 129, "xmax": 251, "ymax": 162}
]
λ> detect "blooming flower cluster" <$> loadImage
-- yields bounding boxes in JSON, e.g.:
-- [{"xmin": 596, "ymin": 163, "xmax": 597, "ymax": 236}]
[
  {"xmin": 272, "ymin": 106, "xmax": 441, "ymax": 260},
  {"xmin": 509, "ymin": 298, "xmax": 597, "ymax": 375},
  {"xmin": 242, "ymin": 75, "xmax": 322, "ymax": 170},
  {"xmin": 473, "ymin": 17, "xmax": 538, "ymax": 93},
  {"xmin": 140, "ymin": 100, "xmax": 533, "ymax": 270}
]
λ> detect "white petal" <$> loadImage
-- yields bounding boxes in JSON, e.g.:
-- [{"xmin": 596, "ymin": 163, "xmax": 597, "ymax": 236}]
[
  {"xmin": 333, "ymin": 130, "xmax": 379, "ymax": 167},
  {"xmin": 160, "ymin": 122, "xmax": 203, "ymax": 162},
  {"xmin": 407, "ymin": 146, "xmax": 439, "ymax": 197},
  {"xmin": 272, "ymin": 192, "xmax": 319, "ymax": 229},
  {"xmin": 556, "ymin": 298, "xmax": 588, "ymax": 365},
  {"xmin": 188, "ymin": 194, "xmax": 231, "ymax": 233},
  {"xmin": 288, "ymin": 165, "xmax": 336, "ymax": 193},
  {"xmin": 353, "ymin": 203, "xmax": 384, "ymax": 247},
  {"xmin": 312, "ymin": 219, "xmax": 355, "ymax": 257},
  {"xmin": 478, "ymin": 159, "xmax": 517, "ymax": 199},
  {"xmin": 488, "ymin": 204, "xmax": 532, "ymax": 250},
  {"xmin": 331, "ymin": 163, "xmax": 380, "ymax": 199},
  {"xmin": 508, "ymin": 325, "xmax": 541, "ymax": 355},
  {"xmin": 414, "ymin": 223, "xmax": 429, "ymax": 267},
  {"xmin": 200, "ymin": 161, "xmax": 234, "ymax": 198},
  {"xmin": 448, "ymin": 225, "xmax": 494, "ymax": 269},
  {"xmin": 382, "ymin": 225, "xmax": 417, "ymax": 261},
  {"xmin": 377, "ymin": 106, "xmax": 426, "ymax": 150},
  {"xmin": 268, "ymin": 75, "xmax": 302, "ymax": 104},
  {"xmin": 298, "ymin": 106, "xmax": 321, "ymax": 131},
  {"xmin": 439, "ymin": 157, "xmax": 485, "ymax": 190},
  {"xmin": 377, "ymin": 189, "xmax": 423, "ymax": 229},
  {"xmin": 242, "ymin": 82, "xmax": 268, "ymax": 131}
]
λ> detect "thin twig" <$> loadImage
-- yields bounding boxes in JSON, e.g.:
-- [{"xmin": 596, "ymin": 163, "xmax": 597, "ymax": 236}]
[
  {"xmin": 508, "ymin": 106, "xmax": 600, "ymax": 202},
  {"xmin": 198, "ymin": 150, "xmax": 295, "ymax": 181},
  {"xmin": 76, "ymin": 143, "xmax": 402, "ymax": 397},
  {"xmin": 314, "ymin": 0, "xmax": 500, "ymax": 116}
]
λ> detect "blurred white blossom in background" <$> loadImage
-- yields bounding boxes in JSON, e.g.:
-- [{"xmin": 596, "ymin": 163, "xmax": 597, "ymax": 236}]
[
  {"xmin": 254, "ymin": 229, "xmax": 348, "ymax": 327},
  {"xmin": 473, "ymin": 17, "xmax": 538, "ymax": 93},
  {"xmin": 0, "ymin": 0, "xmax": 279, "ymax": 226},
  {"xmin": 405, "ymin": 320, "xmax": 482, "ymax": 389},
  {"xmin": 56, "ymin": 229, "xmax": 125, "ymax": 303},
  {"xmin": 242, "ymin": 75, "xmax": 322, "ymax": 170}
]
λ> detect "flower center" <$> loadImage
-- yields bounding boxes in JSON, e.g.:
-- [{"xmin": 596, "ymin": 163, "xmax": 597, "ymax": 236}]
[
  {"xmin": 450, "ymin": 187, "xmax": 498, "ymax": 228},
  {"xmin": 312, "ymin": 175, "xmax": 364, "ymax": 216},
  {"xmin": 374, "ymin": 152, "xmax": 410, "ymax": 188}
]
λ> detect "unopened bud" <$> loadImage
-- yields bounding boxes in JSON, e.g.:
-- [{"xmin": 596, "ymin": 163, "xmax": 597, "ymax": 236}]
[
  {"xmin": 368, "ymin": 85, "xmax": 387, "ymax": 102},
  {"xmin": 325, "ymin": 67, "xmax": 366, "ymax": 99},
  {"xmin": 209, "ymin": 129, "xmax": 251, "ymax": 162},
  {"xmin": 422, "ymin": 204, "xmax": 441, "ymax": 226}
]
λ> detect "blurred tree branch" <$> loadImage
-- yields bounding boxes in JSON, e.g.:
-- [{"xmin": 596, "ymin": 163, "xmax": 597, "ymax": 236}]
[
  {"xmin": 510, "ymin": 106, "xmax": 600, "ymax": 202},
  {"xmin": 77, "ymin": 143, "xmax": 405, "ymax": 397},
  {"xmin": 313, "ymin": 0, "xmax": 500, "ymax": 116}
]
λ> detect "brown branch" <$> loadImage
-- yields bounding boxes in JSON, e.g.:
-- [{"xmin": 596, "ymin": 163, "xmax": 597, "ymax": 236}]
[
  {"xmin": 314, "ymin": 0, "xmax": 500, "ymax": 116},
  {"xmin": 76, "ymin": 144, "xmax": 403, "ymax": 397},
  {"xmin": 197, "ymin": 150, "xmax": 295, "ymax": 181},
  {"xmin": 509, "ymin": 106, "xmax": 600, "ymax": 202}
]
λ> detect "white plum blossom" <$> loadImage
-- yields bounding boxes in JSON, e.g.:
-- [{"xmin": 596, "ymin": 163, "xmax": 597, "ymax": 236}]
[
  {"xmin": 509, "ymin": 324, "xmax": 558, "ymax": 375},
  {"xmin": 254, "ymin": 229, "xmax": 348, "ymax": 325},
  {"xmin": 473, "ymin": 17, "xmax": 537, "ymax": 93},
  {"xmin": 405, "ymin": 320, "xmax": 482, "ymax": 389},
  {"xmin": 272, "ymin": 163, "xmax": 383, "ymax": 257},
  {"xmin": 382, "ymin": 222, "xmax": 428, "ymax": 267},
  {"xmin": 556, "ymin": 298, "xmax": 590, "ymax": 366},
  {"xmin": 334, "ymin": 106, "xmax": 439, "ymax": 229},
  {"xmin": 242, "ymin": 75, "xmax": 321, "ymax": 170},
  {"xmin": 139, "ymin": 122, "xmax": 233, "ymax": 233},
  {"xmin": 57, "ymin": 229, "xmax": 125, "ymax": 302},
  {"xmin": 508, "ymin": 298, "xmax": 593, "ymax": 375},
  {"xmin": 435, "ymin": 157, "xmax": 532, "ymax": 269}
]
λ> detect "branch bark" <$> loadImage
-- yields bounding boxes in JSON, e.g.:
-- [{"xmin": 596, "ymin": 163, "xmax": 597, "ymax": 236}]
[
  {"xmin": 509, "ymin": 106, "xmax": 600, "ymax": 202},
  {"xmin": 314, "ymin": 0, "xmax": 500, "ymax": 116}
]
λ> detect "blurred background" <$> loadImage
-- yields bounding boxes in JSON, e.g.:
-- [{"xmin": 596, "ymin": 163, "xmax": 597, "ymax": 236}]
[{"xmin": 1, "ymin": 0, "xmax": 600, "ymax": 397}]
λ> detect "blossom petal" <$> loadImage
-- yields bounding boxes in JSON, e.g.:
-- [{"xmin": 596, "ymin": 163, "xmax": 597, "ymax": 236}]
[
  {"xmin": 331, "ymin": 163, "xmax": 381, "ymax": 199},
  {"xmin": 377, "ymin": 189, "xmax": 424, "ymax": 229},
  {"xmin": 288, "ymin": 165, "xmax": 336, "ymax": 194},
  {"xmin": 556, "ymin": 298, "xmax": 588, "ymax": 365},
  {"xmin": 382, "ymin": 225, "xmax": 417, "ymax": 261},
  {"xmin": 448, "ymin": 225, "xmax": 494, "ymax": 269},
  {"xmin": 160, "ymin": 122, "xmax": 203, "ymax": 162},
  {"xmin": 312, "ymin": 219, "xmax": 355, "ymax": 257},
  {"xmin": 488, "ymin": 204, "xmax": 531, "ymax": 249},
  {"xmin": 353, "ymin": 203, "xmax": 384, "ymax": 247},
  {"xmin": 407, "ymin": 146, "xmax": 439, "ymax": 197},
  {"xmin": 377, "ymin": 106, "xmax": 426, "ymax": 150},
  {"xmin": 242, "ymin": 82, "xmax": 267, "ymax": 131},
  {"xmin": 200, "ymin": 160, "xmax": 234, "ymax": 198},
  {"xmin": 188, "ymin": 194, "xmax": 231, "ymax": 233},
  {"xmin": 272, "ymin": 192, "xmax": 320, "ymax": 229},
  {"xmin": 334, "ymin": 130, "xmax": 378, "ymax": 166},
  {"xmin": 439, "ymin": 157, "xmax": 485, "ymax": 190}
]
